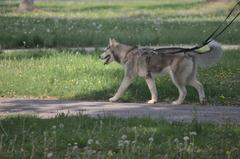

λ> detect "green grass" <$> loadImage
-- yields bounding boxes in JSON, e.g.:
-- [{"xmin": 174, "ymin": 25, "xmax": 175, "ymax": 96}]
[
  {"xmin": 0, "ymin": 49, "xmax": 239, "ymax": 105},
  {"xmin": 0, "ymin": 115, "xmax": 240, "ymax": 159},
  {"xmin": 0, "ymin": 0, "xmax": 239, "ymax": 48}
]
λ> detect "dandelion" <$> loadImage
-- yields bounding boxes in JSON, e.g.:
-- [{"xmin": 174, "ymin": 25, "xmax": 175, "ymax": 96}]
[
  {"xmin": 121, "ymin": 134, "xmax": 127, "ymax": 140},
  {"xmin": 183, "ymin": 136, "xmax": 189, "ymax": 141},
  {"xmin": 107, "ymin": 150, "xmax": 113, "ymax": 157},
  {"xmin": 88, "ymin": 139, "xmax": 94, "ymax": 145},
  {"xmin": 174, "ymin": 138, "xmax": 179, "ymax": 143},
  {"xmin": 118, "ymin": 140, "xmax": 124, "ymax": 147},
  {"xmin": 73, "ymin": 145, "xmax": 78, "ymax": 151},
  {"xmin": 149, "ymin": 137, "xmax": 154, "ymax": 143},
  {"xmin": 59, "ymin": 123, "xmax": 64, "ymax": 128},
  {"xmin": 95, "ymin": 140, "xmax": 100, "ymax": 145},
  {"xmin": 124, "ymin": 140, "xmax": 130, "ymax": 145},
  {"xmin": 47, "ymin": 152, "xmax": 53, "ymax": 158},
  {"xmin": 189, "ymin": 131, "xmax": 197, "ymax": 136},
  {"xmin": 43, "ymin": 131, "xmax": 47, "ymax": 136}
]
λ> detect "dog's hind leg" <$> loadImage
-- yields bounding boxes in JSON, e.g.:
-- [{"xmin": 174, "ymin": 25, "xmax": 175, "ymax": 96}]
[
  {"xmin": 189, "ymin": 79, "xmax": 206, "ymax": 104},
  {"xmin": 172, "ymin": 84, "xmax": 187, "ymax": 105},
  {"xmin": 145, "ymin": 77, "xmax": 158, "ymax": 104},
  {"xmin": 109, "ymin": 76, "xmax": 133, "ymax": 102},
  {"xmin": 170, "ymin": 71, "xmax": 187, "ymax": 105}
]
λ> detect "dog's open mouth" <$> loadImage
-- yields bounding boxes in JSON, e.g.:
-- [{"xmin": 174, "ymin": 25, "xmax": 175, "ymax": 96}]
[{"xmin": 102, "ymin": 55, "xmax": 111, "ymax": 65}]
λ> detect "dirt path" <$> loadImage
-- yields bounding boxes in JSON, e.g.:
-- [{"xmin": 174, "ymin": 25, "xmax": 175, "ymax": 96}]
[{"xmin": 0, "ymin": 98, "xmax": 239, "ymax": 124}]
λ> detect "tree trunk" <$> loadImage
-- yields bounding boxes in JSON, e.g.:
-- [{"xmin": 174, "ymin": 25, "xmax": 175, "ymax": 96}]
[{"xmin": 19, "ymin": 0, "xmax": 34, "ymax": 11}]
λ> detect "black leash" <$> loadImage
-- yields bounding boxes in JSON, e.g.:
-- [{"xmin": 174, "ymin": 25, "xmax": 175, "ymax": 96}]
[{"xmin": 154, "ymin": 1, "xmax": 240, "ymax": 54}]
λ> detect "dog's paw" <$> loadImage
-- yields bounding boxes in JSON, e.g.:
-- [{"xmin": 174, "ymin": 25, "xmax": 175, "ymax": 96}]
[
  {"xmin": 147, "ymin": 99, "xmax": 157, "ymax": 104},
  {"xmin": 171, "ymin": 101, "xmax": 182, "ymax": 105},
  {"xmin": 109, "ymin": 97, "xmax": 118, "ymax": 102}
]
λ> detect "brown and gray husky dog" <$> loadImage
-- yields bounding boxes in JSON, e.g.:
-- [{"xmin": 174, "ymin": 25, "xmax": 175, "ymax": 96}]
[{"xmin": 100, "ymin": 38, "xmax": 223, "ymax": 105}]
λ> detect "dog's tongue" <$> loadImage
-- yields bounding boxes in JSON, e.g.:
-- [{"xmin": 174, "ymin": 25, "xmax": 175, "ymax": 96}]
[{"xmin": 103, "ymin": 56, "xmax": 110, "ymax": 65}]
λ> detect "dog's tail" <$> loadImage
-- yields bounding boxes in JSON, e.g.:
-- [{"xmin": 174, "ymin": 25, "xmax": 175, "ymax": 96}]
[{"xmin": 192, "ymin": 40, "xmax": 223, "ymax": 67}]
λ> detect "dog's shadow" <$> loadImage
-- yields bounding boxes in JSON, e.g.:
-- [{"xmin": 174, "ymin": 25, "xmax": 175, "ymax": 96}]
[{"xmin": 73, "ymin": 76, "xmax": 199, "ymax": 103}]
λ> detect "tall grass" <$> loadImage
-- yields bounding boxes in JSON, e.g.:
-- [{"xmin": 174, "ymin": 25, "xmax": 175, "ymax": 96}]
[{"xmin": 0, "ymin": 115, "xmax": 240, "ymax": 159}]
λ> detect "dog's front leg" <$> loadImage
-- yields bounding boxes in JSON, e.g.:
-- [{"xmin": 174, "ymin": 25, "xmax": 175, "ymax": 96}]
[
  {"xmin": 145, "ymin": 77, "xmax": 158, "ymax": 104},
  {"xmin": 109, "ymin": 76, "xmax": 133, "ymax": 102}
]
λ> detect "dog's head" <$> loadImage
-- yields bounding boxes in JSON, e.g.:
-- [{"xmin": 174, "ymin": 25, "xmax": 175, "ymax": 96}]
[{"xmin": 100, "ymin": 38, "xmax": 120, "ymax": 65}]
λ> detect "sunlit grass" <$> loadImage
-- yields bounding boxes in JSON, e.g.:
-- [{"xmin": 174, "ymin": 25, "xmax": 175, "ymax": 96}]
[{"xmin": 0, "ymin": 49, "xmax": 239, "ymax": 105}]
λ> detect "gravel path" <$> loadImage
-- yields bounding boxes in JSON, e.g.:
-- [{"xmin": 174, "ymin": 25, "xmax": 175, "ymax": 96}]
[{"xmin": 0, "ymin": 98, "xmax": 239, "ymax": 124}]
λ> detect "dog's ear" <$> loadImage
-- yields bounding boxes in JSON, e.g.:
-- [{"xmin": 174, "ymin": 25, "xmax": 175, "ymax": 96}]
[
  {"xmin": 109, "ymin": 38, "xmax": 112, "ymax": 45},
  {"xmin": 109, "ymin": 38, "xmax": 118, "ymax": 46}
]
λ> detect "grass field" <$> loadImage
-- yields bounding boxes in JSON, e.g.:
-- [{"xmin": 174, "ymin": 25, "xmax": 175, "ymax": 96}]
[
  {"xmin": 0, "ymin": 115, "xmax": 240, "ymax": 159},
  {"xmin": 0, "ymin": 49, "xmax": 239, "ymax": 105},
  {"xmin": 0, "ymin": 0, "xmax": 239, "ymax": 48},
  {"xmin": 0, "ymin": 1, "xmax": 240, "ymax": 158}
]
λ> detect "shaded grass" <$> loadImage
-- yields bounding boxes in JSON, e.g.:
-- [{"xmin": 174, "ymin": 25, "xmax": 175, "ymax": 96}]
[
  {"xmin": 0, "ymin": 0, "xmax": 239, "ymax": 49},
  {"xmin": 0, "ymin": 115, "xmax": 240, "ymax": 158},
  {"xmin": 0, "ymin": 49, "xmax": 239, "ymax": 105}
]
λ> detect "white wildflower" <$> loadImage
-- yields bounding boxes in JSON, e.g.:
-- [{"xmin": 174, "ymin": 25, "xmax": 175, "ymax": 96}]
[
  {"xmin": 95, "ymin": 140, "xmax": 100, "ymax": 145},
  {"xmin": 121, "ymin": 134, "xmax": 127, "ymax": 140},
  {"xmin": 149, "ymin": 137, "xmax": 154, "ymax": 142},
  {"xmin": 124, "ymin": 140, "xmax": 130, "ymax": 145},
  {"xmin": 183, "ymin": 136, "xmax": 189, "ymax": 141},
  {"xmin": 47, "ymin": 152, "xmax": 53, "ymax": 158},
  {"xmin": 132, "ymin": 140, "xmax": 136, "ymax": 144},
  {"xmin": 107, "ymin": 150, "xmax": 113, "ymax": 156},
  {"xmin": 174, "ymin": 138, "xmax": 179, "ymax": 143},
  {"xmin": 118, "ymin": 140, "xmax": 124, "ymax": 147},
  {"xmin": 73, "ymin": 145, "xmax": 78, "ymax": 151},
  {"xmin": 189, "ymin": 131, "xmax": 197, "ymax": 136},
  {"xmin": 52, "ymin": 125, "xmax": 56, "ymax": 129},
  {"xmin": 43, "ymin": 131, "xmax": 47, "ymax": 136},
  {"xmin": 59, "ymin": 123, "xmax": 64, "ymax": 128},
  {"xmin": 88, "ymin": 139, "xmax": 94, "ymax": 145}
]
